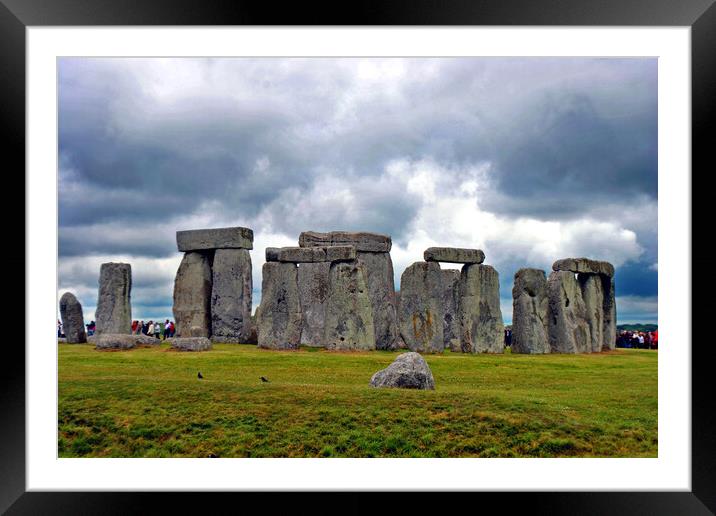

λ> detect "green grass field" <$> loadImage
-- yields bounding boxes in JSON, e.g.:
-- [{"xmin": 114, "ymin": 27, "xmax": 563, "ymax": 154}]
[{"xmin": 58, "ymin": 343, "xmax": 657, "ymax": 458}]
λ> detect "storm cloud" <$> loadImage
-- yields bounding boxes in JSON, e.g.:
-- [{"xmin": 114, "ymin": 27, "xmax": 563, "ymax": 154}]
[{"xmin": 58, "ymin": 57, "xmax": 657, "ymax": 324}]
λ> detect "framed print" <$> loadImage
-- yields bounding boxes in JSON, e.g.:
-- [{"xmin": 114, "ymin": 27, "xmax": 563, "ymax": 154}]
[{"xmin": 4, "ymin": 0, "xmax": 715, "ymax": 513}]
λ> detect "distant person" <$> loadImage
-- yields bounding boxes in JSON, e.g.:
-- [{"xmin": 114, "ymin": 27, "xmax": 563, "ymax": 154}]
[
  {"xmin": 653, "ymin": 330, "xmax": 658, "ymax": 349},
  {"xmin": 148, "ymin": 321, "xmax": 155, "ymax": 337},
  {"xmin": 163, "ymin": 320, "xmax": 171, "ymax": 340},
  {"xmin": 154, "ymin": 321, "xmax": 161, "ymax": 339},
  {"xmin": 58, "ymin": 320, "xmax": 63, "ymax": 338},
  {"xmin": 638, "ymin": 333, "xmax": 645, "ymax": 348},
  {"xmin": 169, "ymin": 321, "xmax": 176, "ymax": 338},
  {"xmin": 504, "ymin": 328, "xmax": 512, "ymax": 346},
  {"xmin": 88, "ymin": 321, "xmax": 95, "ymax": 336},
  {"xmin": 131, "ymin": 320, "xmax": 138, "ymax": 334},
  {"xmin": 141, "ymin": 321, "xmax": 148, "ymax": 335}
]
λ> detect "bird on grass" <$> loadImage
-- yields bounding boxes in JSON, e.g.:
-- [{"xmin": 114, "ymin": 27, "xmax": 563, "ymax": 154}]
[
  {"xmin": 198, "ymin": 372, "xmax": 203, "ymax": 379},
  {"xmin": 260, "ymin": 376, "xmax": 269, "ymax": 383}
]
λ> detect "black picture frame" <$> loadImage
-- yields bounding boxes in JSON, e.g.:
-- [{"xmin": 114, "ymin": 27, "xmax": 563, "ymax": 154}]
[{"xmin": 3, "ymin": 1, "xmax": 714, "ymax": 513}]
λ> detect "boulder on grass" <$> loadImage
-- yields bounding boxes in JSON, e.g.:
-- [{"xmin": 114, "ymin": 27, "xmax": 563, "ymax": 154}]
[
  {"xmin": 95, "ymin": 333, "xmax": 159, "ymax": 350},
  {"xmin": 168, "ymin": 337, "xmax": 212, "ymax": 351},
  {"xmin": 369, "ymin": 352, "xmax": 435, "ymax": 390}
]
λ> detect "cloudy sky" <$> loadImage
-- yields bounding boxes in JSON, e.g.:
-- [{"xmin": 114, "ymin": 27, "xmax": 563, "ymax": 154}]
[{"xmin": 58, "ymin": 57, "xmax": 657, "ymax": 325}]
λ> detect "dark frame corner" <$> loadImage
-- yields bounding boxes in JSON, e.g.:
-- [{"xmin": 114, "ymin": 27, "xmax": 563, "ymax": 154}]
[{"xmin": 4, "ymin": 0, "xmax": 714, "ymax": 513}]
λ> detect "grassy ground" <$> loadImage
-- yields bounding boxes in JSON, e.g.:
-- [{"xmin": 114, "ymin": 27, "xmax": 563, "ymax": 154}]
[{"xmin": 58, "ymin": 343, "xmax": 657, "ymax": 458}]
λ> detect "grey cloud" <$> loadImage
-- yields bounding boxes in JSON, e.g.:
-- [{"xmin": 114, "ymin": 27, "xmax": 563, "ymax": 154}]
[{"xmin": 58, "ymin": 57, "xmax": 658, "ymax": 322}]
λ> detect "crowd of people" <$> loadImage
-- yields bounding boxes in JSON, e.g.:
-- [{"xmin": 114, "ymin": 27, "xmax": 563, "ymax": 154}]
[
  {"xmin": 502, "ymin": 326, "xmax": 658, "ymax": 350},
  {"xmin": 132, "ymin": 319, "xmax": 176, "ymax": 340},
  {"xmin": 616, "ymin": 330, "xmax": 658, "ymax": 349}
]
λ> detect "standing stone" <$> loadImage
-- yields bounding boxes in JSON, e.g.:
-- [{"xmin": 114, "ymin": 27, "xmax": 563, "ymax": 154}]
[
  {"xmin": 257, "ymin": 262, "xmax": 302, "ymax": 350},
  {"xmin": 95, "ymin": 263, "xmax": 132, "ymax": 336},
  {"xmin": 173, "ymin": 252, "xmax": 212, "ymax": 338},
  {"xmin": 547, "ymin": 271, "xmax": 591, "ymax": 353},
  {"xmin": 211, "ymin": 249, "xmax": 252, "ymax": 343},
  {"xmin": 579, "ymin": 273, "xmax": 605, "ymax": 353},
  {"xmin": 602, "ymin": 275, "xmax": 617, "ymax": 350},
  {"xmin": 458, "ymin": 264, "xmax": 504, "ymax": 353},
  {"xmin": 324, "ymin": 261, "xmax": 375, "ymax": 350},
  {"xmin": 398, "ymin": 261, "xmax": 444, "ymax": 353},
  {"xmin": 297, "ymin": 262, "xmax": 331, "ymax": 347},
  {"xmin": 511, "ymin": 268, "xmax": 549, "ymax": 354},
  {"xmin": 356, "ymin": 251, "xmax": 399, "ymax": 350},
  {"xmin": 59, "ymin": 292, "xmax": 87, "ymax": 343},
  {"xmin": 440, "ymin": 269, "xmax": 461, "ymax": 352}
]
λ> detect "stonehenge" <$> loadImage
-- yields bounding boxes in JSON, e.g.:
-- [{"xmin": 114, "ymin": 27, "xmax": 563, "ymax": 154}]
[
  {"xmin": 440, "ymin": 270, "xmax": 461, "ymax": 352},
  {"xmin": 398, "ymin": 261, "xmax": 445, "ymax": 353},
  {"xmin": 296, "ymin": 261, "xmax": 331, "ymax": 347},
  {"xmin": 172, "ymin": 227, "xmax": 254, "ymax": 342},
  {"xmin": 257, "ymin": 262, "xmax": 302, "ymax": 350},
  {"xmin": 399, "ymin": 248, "xmax": 503, "ymax": 354},
  {"xmin": 457, "ymin": 264, "xmax": 504, "ymax": 353},
  {"xmin": 260, "ymin": 240, "xmax": 375, "ymax": 350},
  {"xmin": 59, "ymin": 292, "xmax": 87, "ymax": 343},
  {"xmin": 211, "ymin": 249, "xmax": 253, "ymax": 342},
  {"xmin": 298, "ymin": 231, "xmax": 398, "ymax": 350},
  {"xmin": 95, "ymin": 263, "xmax": 132, "ymax": 335},
  {"xmin": 324, "ymin": 260, "xmax": 375, "ymax": 350},
  {"xmin": 511, "ymin": 258, "xmax": 617, "ymax": 354},
  {"xmin": 511, "ymin": 268, "xmax": 550, "ymax": 354},
  {"xmin": 163, "ymin": 226, "xmax": 619, "ymax": 356}
]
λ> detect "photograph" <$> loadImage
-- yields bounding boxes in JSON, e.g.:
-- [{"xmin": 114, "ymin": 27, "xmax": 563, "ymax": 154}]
[{"xmin": 56, "ymin": 56, "xmax": 659, "ymax": 459}]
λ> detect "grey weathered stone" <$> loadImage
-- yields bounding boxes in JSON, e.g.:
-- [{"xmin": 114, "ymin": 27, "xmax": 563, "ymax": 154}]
[
  {"xmin": 265, "ymin": 247, "xmax": 280, "ymax": 262},
  {"xmin": 324, "ymin": 261, "xmax": 375, "ymax": 350},
  {"xmin": 297, "ymin": 262, "xmax": 331, "ymax": 347},
  {"xmin": 356, "ymin": 251, "xmax": 399, "ymax": 350},
  {"xmin": 325, "ymin": 245, "xmax": 357, "ymax": 262},
  {"xmin": 278, "ymin": 247, "xmax": 327, "ymax": 263},
  {"xmin": 247, "ymin": 314, "xmax": 258, "ymax": 345},
  {"xmin": 177, "ymin": 226, "xmax": 253, "ymax": 252},
  {"xmin": 95, "ymin": 333, "xmax": 158, "ymax": 350},
  {"xmin": 168, "ymin": 337, "xmax": 212, "ymax": 351},
  {"xmin": 299, "ymin": 231, "xmax": 391, "ymax": 253},
  {"xmin": 257, "ymin": 262, "xmax": 302, "ymax": 350},
  {"xmin": 440, "ymin": 270, "xmax": 461, "ymax": 352},
  {"xmin": 552, "ymin": 258, "xmax": 614, "ymax": 278},
  {"xmin": 511, "ymin": 268, "xmax": 549, "ymax": 354},
  {"xmin": 547, "ymin": 271, "xmax": 591, "ymax": 353},
  {"xmin": 95, "ymin": 263, "xmax": 132, "ymax": 336},
  {"xmin": 369, "ymin": 352, "xmax": 435, "ymax": 390},
  {"xmin": 59, "ymin": 292, "xmax": 87, "ymax": 343},
  {"xmin": 579, "ymin": 273, "xmax": 605, "ymax": 353},
  {"xmin": 458, "ymin": 264, "xmax": 504, "ymax": 353},
  {"xmin": 211, "ymin": 249, "xmax": 252, "ymax": 343},
  {"xmin": 602, "ymin": 275, "xmax": 617, "ymax": 351},
  {"xmin": 398, "ymin": 261, "xmax": 444, "ymax": 353},
  {"xmin": 424, "ymin": 247, "xmax": 485, "ymax": 264},
  {"xmin": 173, "ymin": 252, "xmax": 212, "ymax": 338}
]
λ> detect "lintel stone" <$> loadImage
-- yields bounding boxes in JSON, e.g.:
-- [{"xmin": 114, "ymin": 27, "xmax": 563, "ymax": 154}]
[
  {"xmin": 177, "ymin": 226, "xmax": 253, "ymax": 252},
  {"xmin": 424, "ymin": 247, "xmax": 485, "ymax": 264}
]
